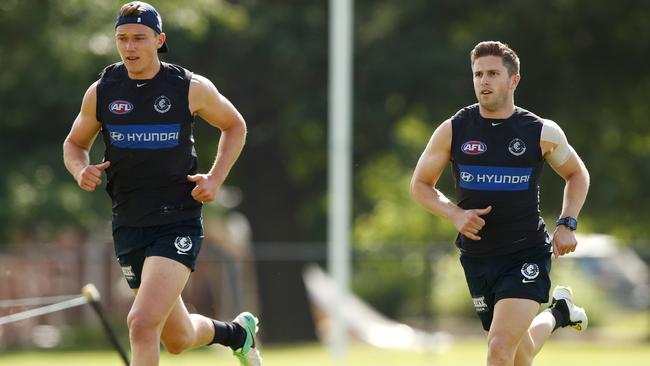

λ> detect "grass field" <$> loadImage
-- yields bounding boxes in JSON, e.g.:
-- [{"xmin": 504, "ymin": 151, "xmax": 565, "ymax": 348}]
[{"xmin": 1, "ymin": 339, "xmax": 649, "ymax": 366}]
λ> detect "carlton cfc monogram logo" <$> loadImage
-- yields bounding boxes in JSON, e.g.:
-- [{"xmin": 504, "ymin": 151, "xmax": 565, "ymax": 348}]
[
  {"xmin": 521, "ymin": 263, "xmax": 540, "ymax": 279},
  {"xmin": 154, "ymin": 95, "xmax": 172, "ymax": 113},
  {"xmin": 174, "ymin": 236, "xmax": 192, "ymax": 252},
  {"xmin": 509, "ymin": 138, "xmax": 526, "ymax": 156},
  {"xmin": 461, "ymin": 141, "xmax": 487, "ymax": 155}
]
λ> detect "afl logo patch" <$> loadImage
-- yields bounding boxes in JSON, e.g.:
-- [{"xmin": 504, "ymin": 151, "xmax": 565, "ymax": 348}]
[
  {"xmin": 521, "ymin": 263, "xmax": 540, "ymax": 279},
  {"xmin": 508, "ymin": 138, "xmax": 526, "ymax": 156},
  {"xmin": 174, "ymin": 236, "xmax": 193, "ymax": 252},
  {"xmin": 461, "ymin": 141, "xmax": 487, "ymax": 155},
  {"xmin": 109, "ymin": 100, "xmax": 133, "ymax": 115},
  {"xmin": 154, "ymin": 95, "xmax": 172, "ymax": 113}
]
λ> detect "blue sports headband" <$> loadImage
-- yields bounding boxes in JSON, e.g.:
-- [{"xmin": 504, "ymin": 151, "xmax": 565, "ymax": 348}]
[{"xmin": 115, "ymin": 1, "xmax": 168, "ymax": 53}]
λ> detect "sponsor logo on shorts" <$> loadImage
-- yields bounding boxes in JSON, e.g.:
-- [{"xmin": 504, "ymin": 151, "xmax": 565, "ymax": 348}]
[
  {"xmin": 121, "ymin": 265, "xmax": 136, "ymax": 280},
  {"xmin": 472, "ymin": 296, "xmax": 489, "ymax": 313},
  {"xmin": 154, "ymin": 95, "xmax": 172, "ymax": 113},
  {"xmin": 109, "ymin": 100, "xmax": 134, "ymax": 115},
  {"xmin": 174, "ymin": 236, "xmax": 193, "ymax": 255},
  {"xmin": 508, "ymin": 138, "xmax": 526, "ymax": 156},
  {"xmin": 461, "ymin": 141, "xmax": 487, "ymax": 155},
  {"xmin": 521, "ymin": 262, "xmax": 540, "ymax": 283}
]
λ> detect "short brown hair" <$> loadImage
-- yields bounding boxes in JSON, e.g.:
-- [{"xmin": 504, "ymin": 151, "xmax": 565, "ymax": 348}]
[
  {"xmin": 470, "ymin": 41, "xmax": 520, "ymax": 76},
  {"xmin": 119, "ymin": 2, "xmax": 146, "ymax": 17}
]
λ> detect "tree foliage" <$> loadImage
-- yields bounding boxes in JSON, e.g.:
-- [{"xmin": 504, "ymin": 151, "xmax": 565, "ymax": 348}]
[{"xmin": 0, "ymin": 0, "xmax": 649, "ymax": 244}]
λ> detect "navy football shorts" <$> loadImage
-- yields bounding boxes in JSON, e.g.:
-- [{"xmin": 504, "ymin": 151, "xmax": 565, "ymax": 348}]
[
  {"xmin": 112, "ymin": 217, "xmax": 204, "ymax": 289},
  {"xmin": 459, "ymin": 244, "xmax": 552, "ymax": 331}
]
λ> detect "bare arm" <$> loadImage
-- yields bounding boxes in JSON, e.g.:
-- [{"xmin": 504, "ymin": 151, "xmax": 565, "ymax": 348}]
[
  {"xmin": 63, "ymin": 82, "xmax": 110, "ymax": 191},
  {"xmin": 548, "ymin": 150, "xmax": 590, "ymax": 257},
  {"xmin": 541, "ymin": 121, "xmax": 590, "ymax": 257},
  {"xmin": 551, "ymin": 152, "xmax": 590, "ymax": 219},
  {"xmin": 410, "ymin": 120, "xmax": 492, "ymax": 240},
  {"xmin": 187, "ymin": 74, "xmax": 247, "ymax": 202}
]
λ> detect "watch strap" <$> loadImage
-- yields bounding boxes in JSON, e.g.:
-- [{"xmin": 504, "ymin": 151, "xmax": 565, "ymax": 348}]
[{"xmin": 556, "ymin": 216, "xmax": 578, "ymax": 231}]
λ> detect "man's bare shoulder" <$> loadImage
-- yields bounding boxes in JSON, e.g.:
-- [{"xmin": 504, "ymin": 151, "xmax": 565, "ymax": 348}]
[
  {"xmin": 189, "ymin": 74, "xmax": 217, "ymax": 92},
  {"xmin": 423, "ymin": 118, "xmax": 452, "ymax": 153},
  {"xmin": 87, "ymin": 80, "xmax": 100, "ymax": 95},
  {"xmin": 434, "ymin": 118, "xmax": 453, "ymax": 138},
  {"xmin": 80, "ymin": 80, "xmax": 100, "ymax": 110}
]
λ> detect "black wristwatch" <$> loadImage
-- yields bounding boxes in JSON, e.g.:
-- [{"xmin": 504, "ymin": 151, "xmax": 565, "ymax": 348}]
[{"xmin": 556, "ymin": 216, "xmax": 578, "ymax": 231}]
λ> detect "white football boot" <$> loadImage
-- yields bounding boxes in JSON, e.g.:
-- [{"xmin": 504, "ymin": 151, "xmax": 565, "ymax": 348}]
[{"xmin": 550, "ymin": 285, "xmax": 588, "ymax": 331}]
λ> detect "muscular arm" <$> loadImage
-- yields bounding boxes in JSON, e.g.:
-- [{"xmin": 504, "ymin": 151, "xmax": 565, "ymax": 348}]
[
  {"xmin": 187, "ymin": 74, "xmax": 247, "ymax": 202},
  {"xmin": 63, "ymin": 82, "xmax": 109, "ymax": 191},
  {"xmin": 550, "ymin": 153, "xmax": 590, "ymax": 219},
  {"xmin": 541, "ymin": 120, "xmax": 590, "ymax": 257},
  {"xmin": 410, "ymin": 120, "xmax": 491, "ymax": 240}
]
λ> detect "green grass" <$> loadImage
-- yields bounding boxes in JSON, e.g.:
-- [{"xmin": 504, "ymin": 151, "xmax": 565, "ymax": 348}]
[{"xmin": 1, "ymin": 340, "xmax": 650, "ymax": 366}]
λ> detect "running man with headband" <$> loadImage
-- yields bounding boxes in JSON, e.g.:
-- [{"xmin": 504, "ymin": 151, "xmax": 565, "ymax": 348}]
[{"xmin": 63, "ymin": 2, "xmax": 261, "ymax": 365}]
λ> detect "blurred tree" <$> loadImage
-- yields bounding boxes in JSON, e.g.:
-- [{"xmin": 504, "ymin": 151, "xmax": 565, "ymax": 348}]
[
  {"xmin": 1, "ymin": 0, "xmax": 649, "ymax": 337},
  {"xmin": 2, "ymin": 0, "xmax": 648, "ymax": 247},
  {"xmin": 352, "ymin": 0, "xmax": 650, "ymax": 247},
  {"xmin": 350, "ymin": 0, "xmax": 650, "ymax": 317}
]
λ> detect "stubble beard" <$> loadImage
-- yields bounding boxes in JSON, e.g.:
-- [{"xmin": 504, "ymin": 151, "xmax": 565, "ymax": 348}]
[{"xmin": 478, "ymin": 93, "xmax": 507, "ymax": 112}]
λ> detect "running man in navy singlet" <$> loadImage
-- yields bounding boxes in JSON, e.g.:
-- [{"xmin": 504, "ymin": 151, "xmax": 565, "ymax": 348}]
[
  {"xmin": 63, "ymin": 2, "xmax": 261, "ymax": 365},
  {"xmin": 411, "ymin": 41, "xmax": 590, "ymax": 366}
]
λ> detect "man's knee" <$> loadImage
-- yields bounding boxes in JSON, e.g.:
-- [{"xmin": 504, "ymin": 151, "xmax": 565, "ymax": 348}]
[
  {"xmin": 127, "ymin": 309, "xmax": 161, "ymax": 342},
  {"xmin": 487, "ymin": 337, "xmax": 517, "ymax": 366}
]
